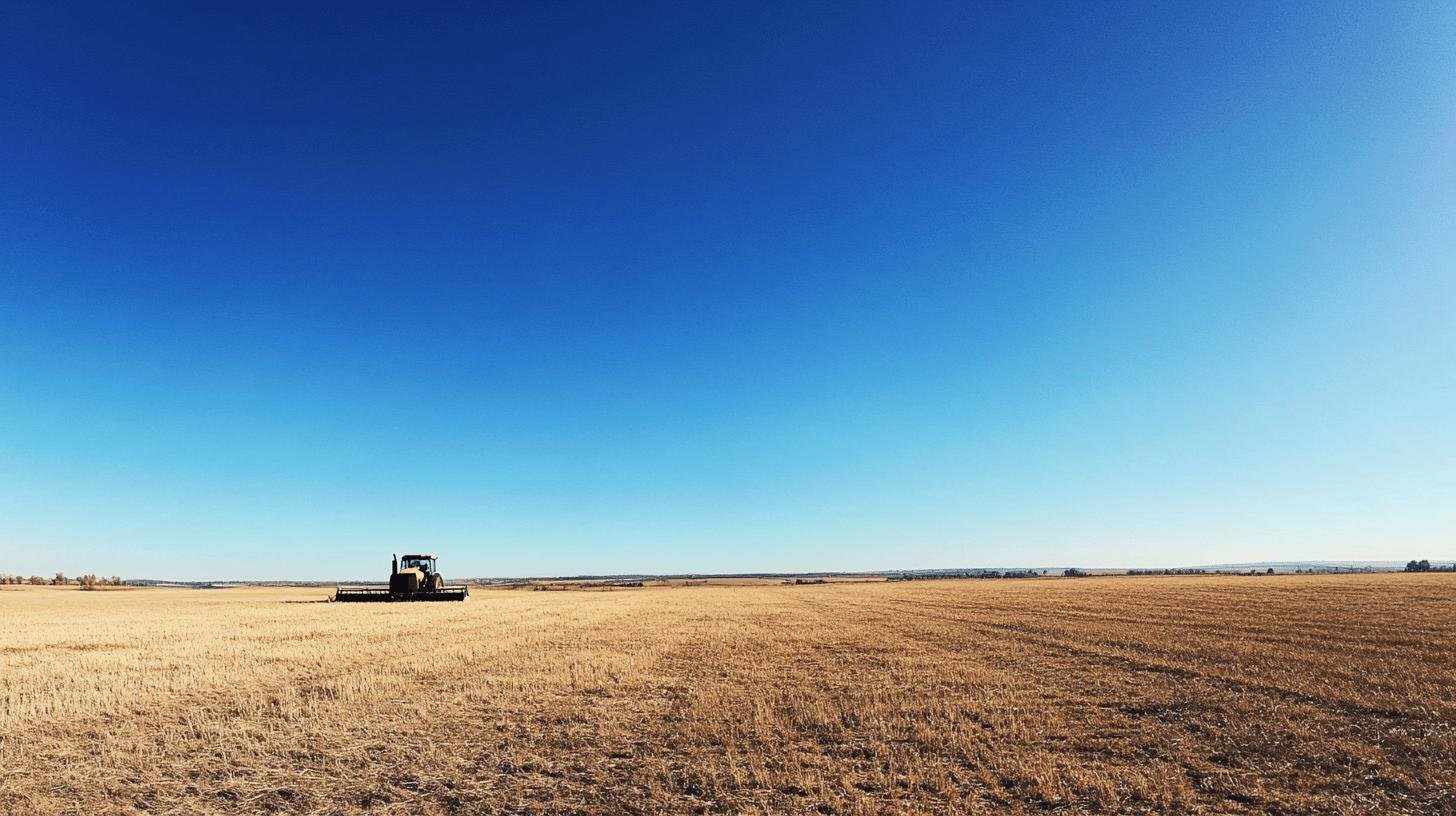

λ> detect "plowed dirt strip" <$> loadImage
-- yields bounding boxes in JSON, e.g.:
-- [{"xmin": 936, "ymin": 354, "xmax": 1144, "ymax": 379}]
[{"xmin": 1, "ymin": 574, "xmax": 1453, "ymax": 815}]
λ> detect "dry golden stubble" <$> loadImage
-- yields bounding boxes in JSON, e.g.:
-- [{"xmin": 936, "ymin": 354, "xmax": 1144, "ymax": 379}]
[{"xmin": 2, "ymin": 574, "xmax": 1453, "ymax": 815}]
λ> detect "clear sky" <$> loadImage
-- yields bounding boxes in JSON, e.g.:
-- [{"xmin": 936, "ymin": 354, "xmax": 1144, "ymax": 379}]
[{"xmin": 2, "ymin": 2, "xmax": 1453, "ymax": 581}]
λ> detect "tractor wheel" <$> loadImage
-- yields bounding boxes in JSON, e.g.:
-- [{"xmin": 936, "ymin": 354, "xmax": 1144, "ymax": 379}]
[{"xmin": 428, "ymin": 573, "xmax": 444, "ymax": 591}]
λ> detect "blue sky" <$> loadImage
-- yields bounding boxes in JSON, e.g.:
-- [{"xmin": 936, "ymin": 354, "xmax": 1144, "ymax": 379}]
[{"xmin": 2, "ymin": 2, "xmax": 1453, "ymax": 580}]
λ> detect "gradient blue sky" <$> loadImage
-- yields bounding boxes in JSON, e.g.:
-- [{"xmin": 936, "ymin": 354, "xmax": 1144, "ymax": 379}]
[{"xmin": 2, "ymin": 2, "xmax": 1453, "ymax": 580}]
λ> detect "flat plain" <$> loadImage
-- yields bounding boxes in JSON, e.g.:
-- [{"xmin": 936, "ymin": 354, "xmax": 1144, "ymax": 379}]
[{"xmin": 2, "ymin": 574, "xmax": 1453, "ymax": 815}]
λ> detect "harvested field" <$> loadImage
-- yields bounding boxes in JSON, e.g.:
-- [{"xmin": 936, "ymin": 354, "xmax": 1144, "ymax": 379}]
[{"xmin": 2, "ymin": 574, "xmax": 1454, "ymax": 815}]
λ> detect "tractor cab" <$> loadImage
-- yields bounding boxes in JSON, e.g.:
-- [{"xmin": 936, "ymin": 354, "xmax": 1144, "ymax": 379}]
[{"xmin": 399, "ymin": 554, "xmax": 437, "ymax": 574}]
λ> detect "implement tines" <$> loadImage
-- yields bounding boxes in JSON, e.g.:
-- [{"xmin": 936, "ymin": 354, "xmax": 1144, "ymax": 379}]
[{"xmin": 333, "ymin": 586, "xmax": 469, "ymax": 602}]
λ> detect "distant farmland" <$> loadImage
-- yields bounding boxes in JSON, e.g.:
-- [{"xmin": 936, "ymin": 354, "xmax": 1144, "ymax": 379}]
[{"xmin": 2, "ymin": 574, "xmax": 1453, "ymax": 814}]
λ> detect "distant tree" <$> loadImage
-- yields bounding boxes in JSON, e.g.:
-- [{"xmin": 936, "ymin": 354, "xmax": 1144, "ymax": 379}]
[
  {"xmin": 109, "ymin": 576, "xmax": 125, "ymax": 586},
  {"xmin": 1406, "ymin": 560, "xmax": 1433, "ymax": 573},
  {"xmin": 1266, "ymin": 567, "xmax": 1275, "ymax": 574},
  {"xmin": 1063, "ymin": 568, "xmax": 1087, "ymax": 577},
  {"xmin": 51, "ymin": 571, "xmax": 66, "ymax": 585},
  {"xmin": 77, "ymin": 574, "xmax": 99, "ymax": 590},
  {"xmin": 29, "ymin": 575, "xmax": 47, "ymax": 585}
]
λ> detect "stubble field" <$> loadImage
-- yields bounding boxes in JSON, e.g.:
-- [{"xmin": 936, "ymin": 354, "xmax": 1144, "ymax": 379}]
[{"xmin": 2, "ymin": 574, "xmax": 1453, "ymax": 815}]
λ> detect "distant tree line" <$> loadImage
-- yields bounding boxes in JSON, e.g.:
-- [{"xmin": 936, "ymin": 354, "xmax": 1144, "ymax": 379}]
[
  {"xmin": 530, "ymin": 580, "xmax": 645, "ymax": 591},
  {"xmin": 1126, "ymin": 567, "xmax": 1277, "ymax": 576},
  {"xmin": 0, "ymin": 572, "xmax": 125, "ymax": 588},
  {"xmin": 1405, "ymin": 559, "xmax": 1455, "ymax": 573},
  {"xmin": 889, "ymin": 570, "xmax": 1047, "ymax": 581}
]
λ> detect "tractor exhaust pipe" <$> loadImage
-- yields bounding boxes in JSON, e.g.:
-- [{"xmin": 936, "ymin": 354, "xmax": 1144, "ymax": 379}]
[{"xmin": 391, "ymin": 554, "xmax": 398, "ymax": 576}]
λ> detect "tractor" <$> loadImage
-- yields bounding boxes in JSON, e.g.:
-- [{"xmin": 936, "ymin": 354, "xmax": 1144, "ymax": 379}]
[{"xmin": 334, "ymin": 553, "xmax": 469, "ymax": 602}]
